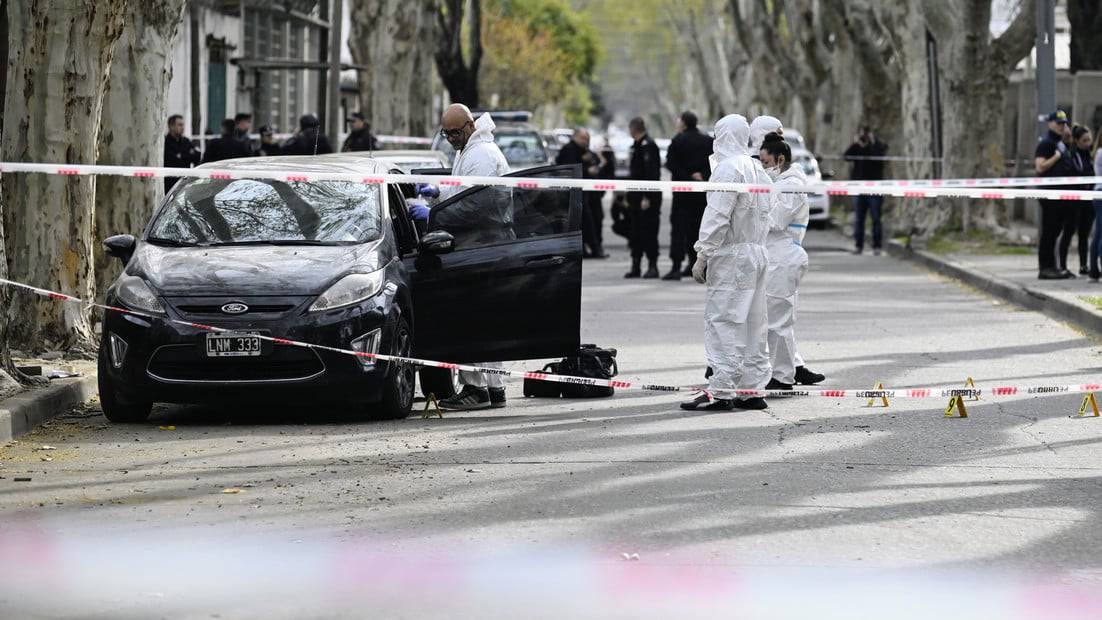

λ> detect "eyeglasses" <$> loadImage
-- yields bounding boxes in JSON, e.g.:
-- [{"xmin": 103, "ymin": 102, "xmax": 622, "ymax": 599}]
[{"xmin": 439, "ymin": 121, "xmax": 473, "ymax": 139}]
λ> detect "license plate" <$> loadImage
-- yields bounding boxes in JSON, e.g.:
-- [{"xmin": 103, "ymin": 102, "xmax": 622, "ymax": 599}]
[{"xmin": 205, "ymin": 331, "xmax": 263, "ymax": 357}]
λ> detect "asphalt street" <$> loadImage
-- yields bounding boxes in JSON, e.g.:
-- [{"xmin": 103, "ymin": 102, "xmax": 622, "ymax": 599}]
[{"xmin": 3, "ymin": 228, "xmax": 1102, "ymax": 618}]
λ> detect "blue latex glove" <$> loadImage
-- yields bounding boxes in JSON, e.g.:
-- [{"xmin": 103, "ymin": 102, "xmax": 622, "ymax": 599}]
[
  {"xmin": 408, "ymin": 203, "xmax": 430, "ymax": 222},
  {"xmin": 415, "ymin": 183, "xmax": 439, "ymax": 199}
]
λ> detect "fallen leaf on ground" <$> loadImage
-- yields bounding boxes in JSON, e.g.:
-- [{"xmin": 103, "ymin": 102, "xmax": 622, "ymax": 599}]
[
  {"xmin": 221, "ymin": 487, "xmax": 244, "ymax": 494},
  {"xmin": 158, "ymin": 426, "xmax": 176, "ymax": 431},
  {"xmin": 34, "ymin": 446, "xmax": 56, "ymax": 451}
]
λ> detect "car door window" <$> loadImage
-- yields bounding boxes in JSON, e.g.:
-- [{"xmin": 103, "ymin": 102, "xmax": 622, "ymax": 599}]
[
  {"xmin": 387, "ymin": 184, "xmax": 418, "ymax": 254},
  {"xmin": 429, "ymin": 165, "xmax": 580, "ymax": 250}
]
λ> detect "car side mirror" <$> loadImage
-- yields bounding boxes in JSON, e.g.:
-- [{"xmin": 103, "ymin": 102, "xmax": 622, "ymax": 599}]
[
  {"xmin": 103, "ymin": 234, "xmax": 137, "ymax": 264},
  {"xmin": 419, "ymin": 230, "xmax": 455, "ymax": 254}
]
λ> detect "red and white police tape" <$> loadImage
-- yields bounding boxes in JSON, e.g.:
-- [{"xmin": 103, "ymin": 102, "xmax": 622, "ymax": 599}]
[
  {"xmin": 3, "ymin": 275, "xmax": 1102, "ymax": 402},
  {"xmin": 834, "ymin": 174, "xmax": 1102, "ymax": 188},
  {"xmin": 3, "ymin": 161, "xmax": 1102, "ymax": 202}
]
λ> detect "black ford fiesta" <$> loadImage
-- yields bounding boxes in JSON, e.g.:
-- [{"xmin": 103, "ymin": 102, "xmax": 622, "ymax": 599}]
[{"xmin": 98, "ymin": 155, "xmax": 583, "ymax": 422}]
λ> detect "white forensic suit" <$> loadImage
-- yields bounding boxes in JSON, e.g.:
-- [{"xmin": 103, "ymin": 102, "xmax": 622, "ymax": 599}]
[
  {"xmin": 693, "ymin": 115, "xmax": 773, "ymax": 399},
  {"xmin": 749, "ymin": 115, "xmax": 810, "ymax": 375},
  {"xmin": 439, "ymin": 112, "xmax": 510, "ymax": 390},
  {"xmin": 765, "ymin": 164, "xmax": 810, "ymax": 384}
]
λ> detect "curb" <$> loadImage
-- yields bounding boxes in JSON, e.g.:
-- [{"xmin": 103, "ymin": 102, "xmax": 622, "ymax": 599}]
[
  {"xmin": 0, "ymin": 376, "xmax": 97, "ymax": 442},
  {"xmin": 886, "ymin": 240, "xmax": 1102, "ymax": 335}
]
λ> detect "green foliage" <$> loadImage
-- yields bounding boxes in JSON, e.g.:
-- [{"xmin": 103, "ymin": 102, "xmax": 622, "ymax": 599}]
[
  {"xmin": 481, "ymin": 0, "xmax": 601, "ymax": 116},
  {"xmin": 493, "ymin": 0, "xmax": 601, "ymax": 81}
]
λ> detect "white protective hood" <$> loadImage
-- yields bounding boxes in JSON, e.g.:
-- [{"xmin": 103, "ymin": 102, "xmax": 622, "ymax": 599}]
[
  {"xmin": 442, "ymin": 113, "xmax": 510, "ymax": 199},
  {"xmin": 749, "ymin": 116, "xmax": 782, "ymax": 152}
]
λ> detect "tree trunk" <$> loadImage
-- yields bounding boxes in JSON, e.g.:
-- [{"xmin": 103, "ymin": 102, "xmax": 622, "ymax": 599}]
[
  {"xmin": 434, "ymin": 0, "xmax": 481, "ymax": 108},
  {"xmin": 349, "ymin": 0, "xmax": 437, "ymax": 135},
  {"xmin": 1068, "ymin": 0, "xmax": 1102, "ymax": 73},
  {"xmin": 409, "ymin": 2, "xmax": 437, "ymax": 136},
  {"xmin": 95, "ymin": 0, "xmax": 186, "ymax": 291},
  {"xmin": 2, "ymin": 0, "xmax": 129, "ymax": 354}
]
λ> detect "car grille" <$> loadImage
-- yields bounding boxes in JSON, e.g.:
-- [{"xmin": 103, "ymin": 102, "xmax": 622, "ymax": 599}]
[
  {"xmin": 175, "ymin": 304, "xmax": 296, "ymax": 315},
  {"xmin": 164, "ymin": 296, "xmax": 310, "ymax": 319},
  {"xmin": 147, "ymin": 344, "xmax": 325, "ymax": 383}
]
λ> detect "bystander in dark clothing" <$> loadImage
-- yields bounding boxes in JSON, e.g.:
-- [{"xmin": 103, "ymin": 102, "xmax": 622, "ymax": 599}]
[
  {"xmin": 663, "ymin": 112, "xmax": 713, "ymax": 280},
  {"xmin": 843, "ymin": 128, "xmax": 888, "ymax": 254},
  {"xmin": 556, "ymin": 130, "xmax": 607, "ymax": 258},
  {"xmin": 202, "ymin": 118, "xmax": 253, "ymax": 164},
  {"xmin": 283, "ymin": 114, "xmax": 334, "ymax": 156},
  {"xmin": 163, "ymin": 114, "xmax": 201, "ymax": 192},
  {"xmin": 626, "ymin": 118, "xmax": 662, "ymax": 278},
  {"xmin": 1035, "ymin": 110, "xmax": 1074, "ymax": 279},
  {"xmin": 1057, "ymin": 125, "xmax": 1096, "ymax": 274},
  {"xmin": 342, "ymin": 113, "xmax": 380, "ymax": 152}
]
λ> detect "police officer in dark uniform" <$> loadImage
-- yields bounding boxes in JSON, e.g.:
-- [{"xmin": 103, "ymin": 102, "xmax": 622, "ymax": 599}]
[
  {"xmin": 626, "ymin": 117, "xmax": 662, "ymax": 278},
  {"xmin": 283, "ymin": 114, "xmax": 334, "ymax": 156},
  {"xmin": 663, "ymin": 111, "xmax": 713, "ymax": 280},
  {"xmin": 341, "ymin": 112, "xmax": 380, "ymax": 152},
  {"xmin": 202, "ymin": 118, "xmax": 253, "ymax": 164},
  {"xmin": 555, "ymin": 128, "xmax": 607, "ymax": 258},
  {"xmin": 163, "ymin": 114, "xmax": 201, "ymax": 192}
]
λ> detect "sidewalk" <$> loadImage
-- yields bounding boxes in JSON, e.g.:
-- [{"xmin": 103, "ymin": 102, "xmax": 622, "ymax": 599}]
[{"xmin": 886, "ymin": 239, "xmax": 1102, "ymax": 335}]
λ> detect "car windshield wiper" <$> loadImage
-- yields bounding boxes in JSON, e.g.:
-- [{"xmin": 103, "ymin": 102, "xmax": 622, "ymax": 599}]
[
  {"xmin": 201, "ymin": 239, "xmax": 351, "ymax": 247},
  {"xmin": 145, "ymin": 237, "xmax": 200, "ymax": 247}
]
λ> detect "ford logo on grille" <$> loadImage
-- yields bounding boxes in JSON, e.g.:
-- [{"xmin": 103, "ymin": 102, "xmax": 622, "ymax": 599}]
[{"xmin": 221, "ymin": 302, "xmax": 249, "ymax": 315}]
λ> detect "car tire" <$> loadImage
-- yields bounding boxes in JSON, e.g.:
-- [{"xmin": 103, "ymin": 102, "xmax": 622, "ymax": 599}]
[
  {"xmin": 419, "ymin": 366, "xmax": 460, "ymax": 400},
  {"xmin": 375, "ymin": 318, "xmax": 415, "ymax": 420},
  {"xmin": 97, "ymin": 345, "xmax": 153, "ymax": 424}
]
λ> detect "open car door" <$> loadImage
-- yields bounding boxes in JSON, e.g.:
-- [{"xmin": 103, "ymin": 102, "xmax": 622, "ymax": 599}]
[{"xmin": 405, "ymin": 165, "xmax": 583, "ymax": 364}]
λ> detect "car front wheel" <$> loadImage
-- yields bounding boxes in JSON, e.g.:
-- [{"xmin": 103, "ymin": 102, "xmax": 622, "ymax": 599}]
[
  {"xmin": 375, "ymin": 317, "xmax": 415, "ymax": 420},
  {"xmin": 97, "ymin": 345, "xmax": 153, "ymax": 424}
]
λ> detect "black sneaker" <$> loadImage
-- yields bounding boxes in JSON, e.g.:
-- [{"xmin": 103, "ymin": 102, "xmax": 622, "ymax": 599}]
[
  {"xmin": 439, "ymin": 385, "xmax": 492, "ymax": 411},
  {"xmin": 794, "ymin": 366, "xmax": 825, "ymax": 385},
  {"xmin": 733, "ymin": 397, "xmax": 768, "ymax": 410},
  {"xmin": 680, "ymin": 393, "xmax": 734, "ymax": 411},
  {"xmin": 681, "ymin": 264, "xmax": 694, "ymax": 277},
  {"xmin": 764, "ymin": 378, "xmax": 793, "ymax": 390},
  {"xmin": 642, "ymin": 265, "xmax": 660, "ymax": 279},
  {"xmin": 1039, "ymin": 269, "xmax": 1065, "ymax": 280},
  {"xmin": 661, "ymin": 269, "xmax": 682, "ymax": 281},
  {"xmin": 1061, "ymin": 269, "xmax": 1077, "ymax": 279},
  {"xmin": 489, "ymin": 387, "xmax": 507, "ymax": 409},
  {"xmin": 624, "ymin": 268, "xmax": 642, "ymax": 279}
]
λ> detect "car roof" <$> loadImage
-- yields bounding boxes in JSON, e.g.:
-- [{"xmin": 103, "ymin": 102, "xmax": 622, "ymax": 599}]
[
  {"xmin": 196, "ymin": 154, "xmax": 386, "ymax": 174},
  {"xmin": 372, "ymin": 150, "xmax": 449, "ymax": 161}
]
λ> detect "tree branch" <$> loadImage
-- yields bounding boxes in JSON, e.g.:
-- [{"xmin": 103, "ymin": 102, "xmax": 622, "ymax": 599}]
[{"xmin": 993, "ymin": 0, "xmax": 1036, "ymax": 74}]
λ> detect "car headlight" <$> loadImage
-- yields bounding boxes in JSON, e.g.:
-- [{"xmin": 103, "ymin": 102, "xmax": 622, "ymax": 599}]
[
  {"xmin": 309, "ymin": 270, "xmax": 387, "ymax": 312},
  {"xmin": 116, "ymin": 275, "xmax": 165, "ymax": 314}
]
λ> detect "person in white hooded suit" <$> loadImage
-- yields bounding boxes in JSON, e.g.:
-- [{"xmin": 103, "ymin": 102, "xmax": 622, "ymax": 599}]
[
  {"xmin": 748, "ymin": 116, "xmax": 827, "ymax": 387},
  {"xmin": 759, "ymin": 135, "xmax": 810, "ymax": 389},
  {"xmin": 683, "ymin": 114, "xmax": 772, "ymax": 411},
  {"xmin": 433, "ymin": 104, "xmax": 513, "ymax": 411}
]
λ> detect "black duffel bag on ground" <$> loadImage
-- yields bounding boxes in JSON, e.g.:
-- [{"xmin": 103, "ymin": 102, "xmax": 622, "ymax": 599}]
[{"xmin": 523, "ymin": 345, "xmax": 619, "ymax": 399}]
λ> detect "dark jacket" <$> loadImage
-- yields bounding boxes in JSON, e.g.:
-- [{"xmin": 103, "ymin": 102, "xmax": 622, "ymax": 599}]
[
  {"xmin": 255, "ymin": 141, "xmax": 284, "ymax": 157},
  {"xmin": 1035, "ymin": 129, "xmax": 1074, "ymax": 177},
  {"xmin": 342, "ymin": 128, "xmax": 380, "ymax": 152},
  {"xmin": 630, "ymin": 134, "xmax": 661, "ymax": 181},
  {"xmin": 665, "ymin": 127, "xmax": 713, "ymax": 182},
  {"xmin": 597, "ymin": 147, "xmax": 616, "ymax": 179},
  {"xmin": 843, "ymin": 139, "xmax": 888, "ymax": 180},
  {"xmin": 283, "ymin": 129, "xmax": 334, "ymax": 156},
  {"xmin": 555, "ymin": 140, "xmax": 600, "ymax": 178},
  {"xmin": 164, "ymin": 134, "xmax": 201, "ymax": 169},
  {"xmin": 202, "ymin": 135, "xmax": 253, "ymax": 164}
]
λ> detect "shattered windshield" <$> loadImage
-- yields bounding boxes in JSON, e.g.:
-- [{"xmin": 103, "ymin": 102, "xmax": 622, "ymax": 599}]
[{"xmin": 147, "ymin": 178, "xmax": 382, "ymax": 246}]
